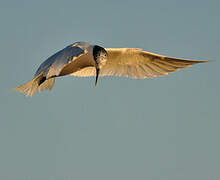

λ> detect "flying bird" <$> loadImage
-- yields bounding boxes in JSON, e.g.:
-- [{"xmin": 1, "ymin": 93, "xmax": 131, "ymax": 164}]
[{"xmin": 13, "ymin": 41, "xmax": 209, "ymax": 96}]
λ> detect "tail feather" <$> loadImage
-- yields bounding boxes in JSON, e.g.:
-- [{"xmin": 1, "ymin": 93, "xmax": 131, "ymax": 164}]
[
  {"xmin": 12, "ymin": 73, "xmax": 55, "ymax": 97},
  {"xmin": 38, "ymin": 78, "xmax": 55, "ymax": 93}
]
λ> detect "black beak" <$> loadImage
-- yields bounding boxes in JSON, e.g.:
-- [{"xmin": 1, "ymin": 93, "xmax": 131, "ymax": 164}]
[{"xmin": 94, "ymin": 67, "xmax": 100, "ymax": 88}]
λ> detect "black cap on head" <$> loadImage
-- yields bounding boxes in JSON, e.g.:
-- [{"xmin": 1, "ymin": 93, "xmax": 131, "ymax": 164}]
[
  {"xmin": 92, "ymin": 45, "xmax": 107, "ymax": 88},
  {"xmin": 93, "ymin": 45, "xmax": 107, "ymax": 62}
]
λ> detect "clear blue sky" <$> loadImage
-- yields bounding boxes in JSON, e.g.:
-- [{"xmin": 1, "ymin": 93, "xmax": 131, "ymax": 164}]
[{"xmin": 0, "ymin": 0, "xmax": 220, "ymax": 179}]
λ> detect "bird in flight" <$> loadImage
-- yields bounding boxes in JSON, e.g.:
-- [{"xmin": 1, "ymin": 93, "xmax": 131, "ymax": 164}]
[{"xmin": 13, "ymin": 41, "xmax": 209, "ymax": 96}]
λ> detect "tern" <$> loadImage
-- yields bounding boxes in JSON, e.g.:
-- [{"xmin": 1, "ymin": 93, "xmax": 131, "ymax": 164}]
[{"xmin": 13, "ymin": 41, "xmax": 209, "ymax": 96}]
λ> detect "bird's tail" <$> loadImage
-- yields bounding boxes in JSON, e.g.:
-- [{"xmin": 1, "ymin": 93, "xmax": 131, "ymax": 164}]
[{"xmin": 12, "ymin": 73, "xmax": 55, "ymax": 97}]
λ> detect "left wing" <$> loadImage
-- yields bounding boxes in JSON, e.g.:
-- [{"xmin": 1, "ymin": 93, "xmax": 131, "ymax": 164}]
[{"xmin": 71, "ymin": 48, "xmax": 209, "ymax": 78}]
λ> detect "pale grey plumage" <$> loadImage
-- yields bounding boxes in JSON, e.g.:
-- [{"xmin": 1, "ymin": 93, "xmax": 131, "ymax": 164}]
[{"xmin": 13, "ymin": 41, "xmax": 209, "ymax": 96}]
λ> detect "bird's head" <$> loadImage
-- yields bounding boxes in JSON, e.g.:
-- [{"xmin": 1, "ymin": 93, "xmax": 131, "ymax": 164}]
[
  {"xmin": 93, "ymin": 45, "xmax": 108, "ymax": 68},
  {"xmin": 93, "ymin": 45, "xmax": 108, "ymax": 88}
]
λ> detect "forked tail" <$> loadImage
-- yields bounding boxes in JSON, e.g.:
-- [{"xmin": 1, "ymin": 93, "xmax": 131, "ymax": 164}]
[{"xmin": 12, "ymin": 73, "xmax": 55, "ymax": 97}]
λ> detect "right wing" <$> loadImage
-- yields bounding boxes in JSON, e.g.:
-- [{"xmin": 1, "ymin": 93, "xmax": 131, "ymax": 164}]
[{"xmin": 35, "ymin": 42, "xmax": 95, "ymax": 78}]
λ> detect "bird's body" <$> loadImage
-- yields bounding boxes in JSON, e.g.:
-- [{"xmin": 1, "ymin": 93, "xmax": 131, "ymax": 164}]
[{"xmin": 13, "ymin": 41, "xmax": 209, "ymax": 96}]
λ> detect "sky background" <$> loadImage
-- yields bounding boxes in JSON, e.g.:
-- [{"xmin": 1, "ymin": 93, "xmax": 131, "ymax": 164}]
[{"xmin": 0, "ymin": 0, "xmax": 220, "ymax": 179}]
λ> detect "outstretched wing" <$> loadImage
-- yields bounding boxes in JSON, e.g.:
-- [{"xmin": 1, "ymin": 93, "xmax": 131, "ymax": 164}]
[
  {"xmin": 71, "ymin": 48, "xmax": 208, "ymax": 78},
  {"xmin": 101, "ymin": 48, "xmax": 208, "ymax": 78}
]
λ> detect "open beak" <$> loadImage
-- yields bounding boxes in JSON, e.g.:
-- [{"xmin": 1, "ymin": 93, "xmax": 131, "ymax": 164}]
[{"xmin": 94, "ymin": 67, "xmax": 100, "ymax": 88}]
